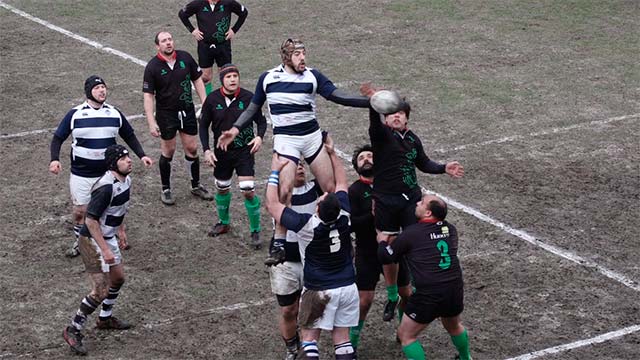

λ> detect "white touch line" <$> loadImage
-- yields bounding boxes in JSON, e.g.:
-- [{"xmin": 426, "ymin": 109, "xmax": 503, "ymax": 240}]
[
  {"xmin": 504, "ymin": 324, "xmax": 640, "ymax": 360},
  {"xmin": 433, "ymin": 113, "xmax": 640, "ymax": 153},
  {"xmin": 332, "ymin": 151, "xmax": 640, "ymax": 293},
  {"xmin": 0, "ymin": 114, "xmax": 145, "ymax": 139},
  {"xmin": 423, "ymin": 189, "xmax": 640, "ymax": 292},
  {"xmin": 143, "ymin": 298, "xmax": 273, "ymax": 329},
  {"xmin": 0, "ymin": 1, "xmax": 147, "ymax": 66},
  {"xmin": 5, "ymin": 2, "xmax": 639, "ymax": 355}
]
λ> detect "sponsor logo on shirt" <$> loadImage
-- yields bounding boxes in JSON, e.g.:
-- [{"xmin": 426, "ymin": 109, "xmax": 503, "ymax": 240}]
[
  {"xmin": 430, "ymin": 233, "xmax": 448, "ymax": 240},
  {"xmin": 160, "ymin": 69, "xmax": 168, "ymax": 76},
  {"xmin": 216, "ymin": 104, "xmax": 223, "ymax": 110}
]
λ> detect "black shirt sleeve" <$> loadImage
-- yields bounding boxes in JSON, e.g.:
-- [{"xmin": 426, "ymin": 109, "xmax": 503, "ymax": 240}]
[
  {"xmin": 86, "ymin": 184, "xmax": 113, "ymax": 220},
  {"xmin": 199, "ymin": 96, "xmax": 214, "ymax": 151},
  {"xmin": 327, "ymin": 89, "xmax": 370, "ymax": 108},
  {"xmin": 118, "ymin": 112, "xmax": 146, "ymax": 158},
  {"xmin": 50, "ymin": 135, "xmax": 64, "ymax": 162},
  {"xmin": 178, "ymin": 1, "xmax": 198, "ymax": 33},
  {"xmin": 229, "ymin": 1, "xmax": 248, "ymax": 33},
  {"xmin": 414, "ymin": 137, "xmax": 446, "ymax": 174}
]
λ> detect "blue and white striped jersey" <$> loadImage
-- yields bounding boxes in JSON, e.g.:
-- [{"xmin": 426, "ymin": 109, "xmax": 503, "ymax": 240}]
[
  {"xmin": 252, "ymin": 65, "xmax": 337, "ymax": 135},
  {"xmin": 53, "ymin": 102, "xmax": 136, "ymax": 178},
  {"xmin": 80, "ymin": 171, "xmax": 131, "ymax": 240},
  {"xmin": 284, "ymin": 179, "xmax": 323, "ymax": 263}
]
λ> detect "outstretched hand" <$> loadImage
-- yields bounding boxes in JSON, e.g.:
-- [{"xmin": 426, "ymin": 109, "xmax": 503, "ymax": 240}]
[
  {"xmin": 359, "ymin": 82, "xmax": 382, "ymax": 98},
  {"xmin": 445, "ymin": 161, "xmax": 465, "ymax": 178},
  {"xmin": 217, "ymin": 127, "xmax": 240, "ymax": 151},
  {"xmin": 204, "ymin": 149, "xmax": 217, "ymax": 167}
]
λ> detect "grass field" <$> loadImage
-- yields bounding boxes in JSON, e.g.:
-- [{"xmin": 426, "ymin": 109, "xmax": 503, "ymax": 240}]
[{"xmin": 1, "ymin": 0, "xmax": 639, "ymax": 359}]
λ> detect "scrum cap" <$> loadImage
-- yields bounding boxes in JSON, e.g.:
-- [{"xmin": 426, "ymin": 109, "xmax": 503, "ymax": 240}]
[
  {"xmin": 280, "ymin": 38, "xmax": 305, "ymax": 64},
  {"xmin": 104, "ymin": 144, "xmax": 129, "ymax": 171},
  {"xmin": 84, "ymin": 75, "xmax": 106, "ymax": 103}
]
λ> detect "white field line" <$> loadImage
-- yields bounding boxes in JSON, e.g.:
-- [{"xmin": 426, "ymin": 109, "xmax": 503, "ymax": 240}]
[
  {"xmin": 332, "ymin": 151, "xmax": 640, "ymax": 293},
  {"xmin": 5, "ymin": 3, "xmax": 640, "ymax": 357},
  {"xmin": 142, "ymin": 298, "xmax": 273, "ymax": 329},
  {"xmin": 0, "ymin": 114, "xmax": 146, "ymax": 140},
  {"xmin": 432, "ymin": 113, "xmax": 640, "ymax": 153},
  {"xmin": 0, "ymin": 1, "xmax": 147, "ymax": 66},
  {"xmin": 504, "ymin": 324, "xmax": 640, "ymax": 360}
]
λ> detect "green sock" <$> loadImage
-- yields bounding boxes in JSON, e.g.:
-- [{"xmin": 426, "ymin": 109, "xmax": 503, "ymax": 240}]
[
  {"xmin": 205, "ymin": 82, "xmax": 213, "ymax": 95},
  {"xmin": 397, "ymin": 306, "xmax": 404, "ymax": 323},
  {"xmin": 349, "ymin": 320, "xmax": 365, "ymax": 348},
  {"xmin": 386, "ymin": 284, "xmax": 399, "ymax": 302},
  {"xmin": 402, "ymin": 340, "xmax": 425, "ymax": 360},
  {"xmin": 244, "ymin": 196, "xmax": 261, "ymax": 233},
  {"xmin": 215, "ymin": 192, "xmax": 231, "ymax": 224},
  {"xmin": 451, "ymin": 329, "xmax": 471, "ymax": 360}
]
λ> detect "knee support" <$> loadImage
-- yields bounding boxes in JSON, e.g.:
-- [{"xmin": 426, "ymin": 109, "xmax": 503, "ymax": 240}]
[
  {"xmin": 239, "ymin": 180, "xmax": 255, "ymax": 193},
  {"xmin": 215, "ymin": 178, "xmax": 232, "ymax": 192}
]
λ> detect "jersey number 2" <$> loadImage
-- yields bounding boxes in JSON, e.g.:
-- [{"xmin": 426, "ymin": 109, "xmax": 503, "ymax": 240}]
[
  {"xmin": 329, "ymin": 229, "xmax": 341, "ymax": 253},
  {"xmin": 436, "ymin": 240, "xmax": 451, "ymax": 270}
]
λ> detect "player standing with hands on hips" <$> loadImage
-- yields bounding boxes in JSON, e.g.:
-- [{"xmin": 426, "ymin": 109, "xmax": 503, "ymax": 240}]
[{"xmin": 179, "ymin": 0, "xmax": 248, "ymax": 95}]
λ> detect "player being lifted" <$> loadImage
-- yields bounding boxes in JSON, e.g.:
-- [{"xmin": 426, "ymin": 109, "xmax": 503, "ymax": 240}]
[
  {"xmin": 217, "ymin": 39, "xmax": 370, "ymax": 265},
  {"xmin": 360, "ymin": 84, "xmax": 464, "ymax": 322}
]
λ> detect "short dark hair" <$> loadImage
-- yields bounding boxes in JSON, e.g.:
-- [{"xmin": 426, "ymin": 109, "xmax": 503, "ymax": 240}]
[
  {"xmin": 399, "ymin": 98, "xmax": 411, "ymax": 119},
  {"xmin": 428, "ymin": 199, "xmax": 447, "ymax": 220},
  {"xmin": 154, "ymin": 31, "xmax": 166, "ymax": 45},
  {"xmin": 318, "ymin": 193, "xmax": 341, "ymax": 223},
  {"xmin": 351, "ymin": 144, "xmax": 373, "ymax": 171}
]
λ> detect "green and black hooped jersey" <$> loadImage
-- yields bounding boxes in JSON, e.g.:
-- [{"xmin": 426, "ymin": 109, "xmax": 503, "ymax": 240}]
[
  {"xmin": 143, "ymin": 50, "xmax": 202, "ymax": 112},
  {"xmin": 199, "ymin": 87, "xmax": 267, "ymax": 151},
  {"xmin": 179, "ymin": 0, "xmax": 248, "ymax": 45}
]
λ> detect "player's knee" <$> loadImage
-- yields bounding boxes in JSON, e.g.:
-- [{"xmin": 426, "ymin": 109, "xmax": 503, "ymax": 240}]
[
  {"xmin": 72, "ymin": 207, "xmax": 85, "ymax": 223},
  {"xmin": 215, "ymin": 179, "xmax": 232, "ymax": 192},
  {"xmin": 110, "ymin": 276, "xmax": 125, "ymax": 289},
  {"xmin": 281, "ymin": 306, "xmax": 298, "ymax": 322},
  {"xmin": 202, "ymin": 72, "xmax": 212, "ymax": 83},
  {"xmin": 91, "ymin": 285, "xmax": 109, "ymax": 302}
]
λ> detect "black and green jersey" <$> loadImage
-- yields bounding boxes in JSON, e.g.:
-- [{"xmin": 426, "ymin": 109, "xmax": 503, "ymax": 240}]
[
  {"xmin": 179, "ymin": 0, "xmax": 248, "ymax": 45},
  {"xmin": 368, "ymin": 107, "xmax": 446, "ymax": 195},
  {"xmin": 199, "ymin": 87, "xmax": 267, "ymax": 151},
  {"xmin": 143, "ymin": 50, "xmax": 202, "ymax": 112}
]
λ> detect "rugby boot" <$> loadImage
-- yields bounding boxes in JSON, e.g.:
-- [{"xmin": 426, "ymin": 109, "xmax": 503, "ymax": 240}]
[
  {"xmin": 191, "ymin": 184, "xmax": 214, "ymax": 200},
  {"xmin": 382, "ymin": 299, "xmax": 398, "ymax": 322},
  {"xmin": 63, "ymin": 326, "xmax": 87, "ymax": 355},
  {"xmin": 65, "ymin": 239, "xmax": 80, "ymax": 258},
  {"xmin": 264, "ymin": 245, "xmax": 286, "ymax": 266},
  {"xmin": 250, "ymin": 231, "xmax": 262, "ymax": 250},
  {"xmin": 161, "ymin": 189, "xmax": 175, "ymax": 205},
  {"xmin": 208, "ymin": 222, "xmax": 230, "ymax": 237},
  {"xmin": 96, "ymin": 316, "xmax": 131, "ymax": 330},
  {"xmin": 284, "ymin": 349, "xmax": 298, "ymax": 360}
]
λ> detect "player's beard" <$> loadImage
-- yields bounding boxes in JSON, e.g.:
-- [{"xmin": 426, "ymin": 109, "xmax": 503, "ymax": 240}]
[{"xmin": 357, "ymin": 163, "xmax": 373, "ymax": 178}]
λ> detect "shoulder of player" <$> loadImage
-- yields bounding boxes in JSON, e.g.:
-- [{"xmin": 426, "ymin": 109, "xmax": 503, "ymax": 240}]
[
  {"xmin": 175, "ymin": 49, "xmax": 196, "ymax": 60},
  {"xmin": 238, "ymin": 87, "xmax": 254, "ymax": 99}
]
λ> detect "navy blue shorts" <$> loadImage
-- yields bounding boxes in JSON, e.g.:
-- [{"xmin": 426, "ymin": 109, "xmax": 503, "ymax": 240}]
[
  {"xmin": 213, "ymin": 146, "xmax": 255, "ymax": 180},
  {"xmin": 405, "ymin": 281, "xmax": 464, "ymax": 324},
  {"xmin": 197, "ymin": 41, "xmax": 232, "ymax": 69}
]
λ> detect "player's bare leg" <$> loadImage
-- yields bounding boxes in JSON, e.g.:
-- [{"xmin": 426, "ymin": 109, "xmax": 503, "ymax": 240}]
[
  {"xmin": 307, "ymin": 147, "xmax": 336, "ymax": 193},
  {"xmin": 67, "ymin": 204, "xmax": 87, "ymax": 257}
]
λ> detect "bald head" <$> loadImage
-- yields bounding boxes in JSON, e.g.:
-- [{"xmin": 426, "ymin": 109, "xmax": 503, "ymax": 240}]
[{"xmin": 415, "ymin": 194, "xmax": 447, "ymax": 221}]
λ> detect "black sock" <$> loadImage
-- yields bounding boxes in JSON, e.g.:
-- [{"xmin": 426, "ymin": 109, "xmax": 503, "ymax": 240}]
[
  {"xmin": 185, "ymin": 155, "xmax": 199, "ymax": 188},
  {"xmin": 159, "ymin": 155, "xmax": 172, "ymax": 190},
  {"xmin": 284, "ymin": 333, "xmax": 300, "ymax": 352}
]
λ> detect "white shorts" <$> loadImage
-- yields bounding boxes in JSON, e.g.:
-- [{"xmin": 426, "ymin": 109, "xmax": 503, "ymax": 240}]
[
  {"xmin": 79, "ymin": 235, "xmax": 123, "ymax": 273},
  {"xmin": 269, "ymin": 261, "xmax": 304, "ymax": 296},
  {"xmin": 273, "ymin": 130, "xmax": 323, "ymax": 162},
  {"xmin": 69, "ymin": 174, "xmax": 100, "ymax": 206},
  {"xmin": 304, "ymin": 283, "xmax": 360, "ymax": 330}
]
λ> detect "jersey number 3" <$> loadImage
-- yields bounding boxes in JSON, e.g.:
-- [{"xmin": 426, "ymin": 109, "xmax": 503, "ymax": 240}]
[
  {"xmin": 329, "ymin": 229, "xmax": 341, "ymax": 253},
  {"xmin": 436, "ymin": 240, "xmax": 451, "ymax": 270}
]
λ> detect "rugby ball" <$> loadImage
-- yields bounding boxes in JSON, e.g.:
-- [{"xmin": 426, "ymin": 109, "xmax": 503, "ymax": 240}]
[{"xmin": 370, "ymin": 90, "xmax": 402, "ymax": 115}]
